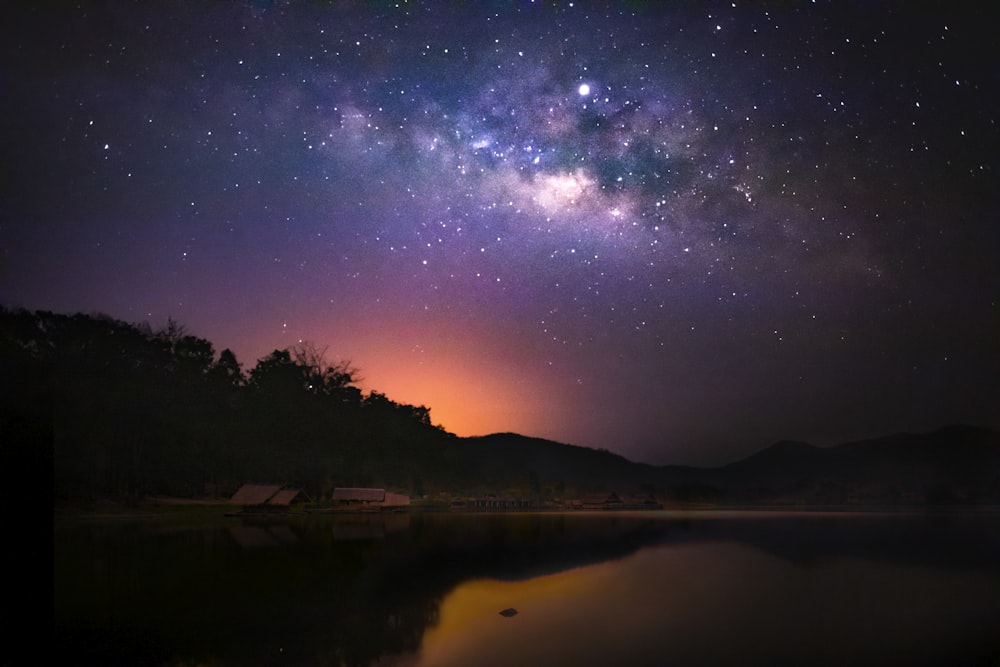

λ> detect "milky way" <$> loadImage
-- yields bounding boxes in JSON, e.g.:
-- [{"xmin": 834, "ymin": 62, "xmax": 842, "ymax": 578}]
[{"xmin": 4, "ymin": 2, "xmax": 997, "ymax": 464}]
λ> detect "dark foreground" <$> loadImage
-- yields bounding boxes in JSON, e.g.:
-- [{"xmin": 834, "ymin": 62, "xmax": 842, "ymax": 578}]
[{"xmin": 54, "ymin": 509, "xmax": 1000, "ymax": 666}]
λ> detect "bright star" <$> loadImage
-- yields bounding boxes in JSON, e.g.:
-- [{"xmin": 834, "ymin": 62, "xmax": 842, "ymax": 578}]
[{"xmin": 578, "ymin": 83, "xmax": 590, "ymax": 96}]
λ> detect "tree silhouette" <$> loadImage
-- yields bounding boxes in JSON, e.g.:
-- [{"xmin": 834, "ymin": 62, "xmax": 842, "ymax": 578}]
[
  {"xmin": 209, "ymin": 348, "xmax": 245, "ymax": 389},
  {"xmin": 1, "ymin": 307, "xmax": 467, "ymax": 502}
]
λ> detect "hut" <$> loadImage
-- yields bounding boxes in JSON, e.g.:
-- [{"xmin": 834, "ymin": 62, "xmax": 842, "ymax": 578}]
[
  {"xmin": 383, "ymin": 491, "xmax": 411, "ymax": 509},
  {"xmin": 231, "ymin": 483, "xmax": 282, "ymax": 510},
  {"xmin": 333, "ymin": 487, "xmax": 385, "ymax": 509},
  {"xmin": 229, "ymin": 483, "xmax": 310, "ymax": 513},
  {"xmin": 581, "ymin": 492, "xmax": 624, "ymax": 510},
  {"xmin": 469, "ymin": 494, "xmax": 534, "ymax": 511},
  {"xmin": 331, "ymin": 488, "xmax": 411, "ymax": 511},
  {"xmin": 268, "ymin": 487, "xmax": 311, "ymax": 506}
]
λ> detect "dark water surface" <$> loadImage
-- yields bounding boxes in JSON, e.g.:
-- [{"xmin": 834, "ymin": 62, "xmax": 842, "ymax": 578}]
[{"xmin": 55, "ymin": 510, "xmax": 1000, "ymax": 666}]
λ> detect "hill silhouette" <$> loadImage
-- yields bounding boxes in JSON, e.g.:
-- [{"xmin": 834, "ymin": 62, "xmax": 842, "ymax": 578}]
[
  {"xmin": 464, "ymin": 425, "xmax": 1000, "ymax": 505},
  {"xmin": 454, "ymin": 433, "xmax": 665, "ymax": 494},
  {"xmin": 3, "ymin": 307, "xmax": 997, "ymax": 506}
]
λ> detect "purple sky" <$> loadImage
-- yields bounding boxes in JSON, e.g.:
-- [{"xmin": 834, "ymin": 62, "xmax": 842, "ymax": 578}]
[{"xmin": 3, "ymin": 2, "xmax": 997, "ymax": 465}]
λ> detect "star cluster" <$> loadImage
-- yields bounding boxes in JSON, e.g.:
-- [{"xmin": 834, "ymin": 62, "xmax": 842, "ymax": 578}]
[{"xmin": 4, "ymin": 2, "xmax": 997, "ymax": 464}]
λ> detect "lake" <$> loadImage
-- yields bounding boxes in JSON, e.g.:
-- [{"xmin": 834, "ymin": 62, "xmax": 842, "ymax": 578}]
[{"xmin": 54, "ymin": 510, "xmax": 1000, "ymax": 666}]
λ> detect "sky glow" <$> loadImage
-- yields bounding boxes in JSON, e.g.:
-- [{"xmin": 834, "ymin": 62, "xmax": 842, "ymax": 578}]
[{"xmin": 4, "ymin": 3, "xmax": 997, "ymax": 464}]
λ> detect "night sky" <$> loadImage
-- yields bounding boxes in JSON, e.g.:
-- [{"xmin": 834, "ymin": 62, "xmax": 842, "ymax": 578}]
[{"xmin": 4, "ymin": 2, "xmax": 997, "ymax": 465}]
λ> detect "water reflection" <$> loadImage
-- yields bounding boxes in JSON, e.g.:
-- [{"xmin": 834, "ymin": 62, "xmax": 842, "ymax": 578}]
[
  {"xmin": 418, "ymin": 541, "xmax": 1000, "ymax": 666},
  {"xmin": 54, "ymin": 511, "xmax": 1000, "ymax": 666},
  {"xmin": 228, "ymin": 523, "xmax": 299, "ymax": 548}
]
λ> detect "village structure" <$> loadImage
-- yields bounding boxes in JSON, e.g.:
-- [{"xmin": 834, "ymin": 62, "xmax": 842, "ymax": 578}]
[
  {"xmin": 450, "ymin": 491, "xmax": 662, "ymax": 511},
  {"xmin": 228, "ymin": 484, "xmax": 411, "ymax": 513},
  {"xmin": 578, "ymin": 492, "xmax": 663, "ymax": 510},
  {"xmin": 329, "ymin": 487, "xmax": 411, "ymax": 511},
  {"xmin": 228, "ymin": 483, "xmax": 661, "ymax": 514},
  {"xmin": 228, "ymin": 483, "xmax": 311, "ymax": 514},
  {"xmin": 451, "ymin": 494, "xmax": 534, "ymax": 511}
]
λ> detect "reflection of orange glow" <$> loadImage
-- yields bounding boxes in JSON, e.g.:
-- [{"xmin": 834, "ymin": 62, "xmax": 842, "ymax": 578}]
[
  {"xmin": 416, "ymin": 567, "xmax": 610, "ymax": 667},
  {"xmin": 413, "ymin": 542, "xmax": 1000, "ymax": 667}
]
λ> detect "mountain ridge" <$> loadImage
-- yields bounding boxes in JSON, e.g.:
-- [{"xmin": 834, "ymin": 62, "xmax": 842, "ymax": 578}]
[{"xmin": 459, "ymin": 424, "xmax": 1000, "ymax": 505}]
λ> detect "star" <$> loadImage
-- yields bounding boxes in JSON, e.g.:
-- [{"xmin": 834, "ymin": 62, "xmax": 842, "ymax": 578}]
[{"xmin": 3, "ymin": 1, "xmax": 996, "ymax": 465}]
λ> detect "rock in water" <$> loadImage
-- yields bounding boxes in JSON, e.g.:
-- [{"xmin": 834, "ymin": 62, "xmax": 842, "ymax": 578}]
[{"xmin": 499, "ymin": 608, "xmax": 518, "ymax": 617}]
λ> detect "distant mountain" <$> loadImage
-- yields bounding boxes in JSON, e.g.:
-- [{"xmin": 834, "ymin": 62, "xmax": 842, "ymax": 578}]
[
  {"xmin": 455, "ymin": 433, "xmax": 664, "ymax": 492},
  {"xmin": 458, "ymin": 425, "xmax": 1000, "ymax": 506},
  {"xmin": 706, "ymin": 424, "xmax": 1000, "ymax": 504}
]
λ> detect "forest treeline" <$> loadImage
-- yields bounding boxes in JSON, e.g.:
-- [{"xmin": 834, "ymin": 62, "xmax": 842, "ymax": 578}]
[
  {"xmin": 1, "ymin": 307, "xmax": 460, "ymax": 503},
  {"xmin": 8, "ymin": 307, "xmax": 995, "ymax": 506}
]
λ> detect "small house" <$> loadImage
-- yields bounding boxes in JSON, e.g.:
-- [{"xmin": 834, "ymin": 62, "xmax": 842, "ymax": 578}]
[
  {"xmin": 230, "ymin": 483, "xmax": 310, "ymax": 513},
  {"xmin": 581, "ymin": 492, "xmax": 624, "ymax": 510},
  {"xmin": 332, "ymin": 487, "xmax": 410, "ymax": 511},
  {"xmin": 469, "ymin": 494, "xmax": 534, "ymax": 510}
]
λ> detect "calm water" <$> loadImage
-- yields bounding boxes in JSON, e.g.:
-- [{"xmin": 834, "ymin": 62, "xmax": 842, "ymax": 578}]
[{"xmin": 54, "ymin": 510, "xmax": 1000, "ymax": 666}]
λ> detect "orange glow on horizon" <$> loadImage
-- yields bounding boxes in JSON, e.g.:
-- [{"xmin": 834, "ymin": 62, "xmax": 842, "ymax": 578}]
[
  {"xmin": 349, "ymin": 332, "xmax": 559, "ymax": 438},
  {"xmin": 235, "ymin": 309, "xmax": 576, "ymax": 440}
]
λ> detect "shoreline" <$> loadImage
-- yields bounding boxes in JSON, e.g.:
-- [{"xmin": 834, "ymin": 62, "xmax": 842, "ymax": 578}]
[{"xmin": 54, "ymin": 497, "xmax": 1000, "ymax": 520}]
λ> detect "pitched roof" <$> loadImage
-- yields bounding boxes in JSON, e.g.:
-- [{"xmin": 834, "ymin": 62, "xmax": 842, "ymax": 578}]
[
  {"xmin": 333, "ymin": 487, "xmax": 386, "ymax": 502},
  {"xmin": 269, "ymin": 488, "xmax": 309, "ymax": 505},
  {"xmin": 231, "ymin": 483, "xmax": 283, "ymax": 505},
  {"xmin": 582, "ymin": 492, "xmax": 622, "ymax": 505}
]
